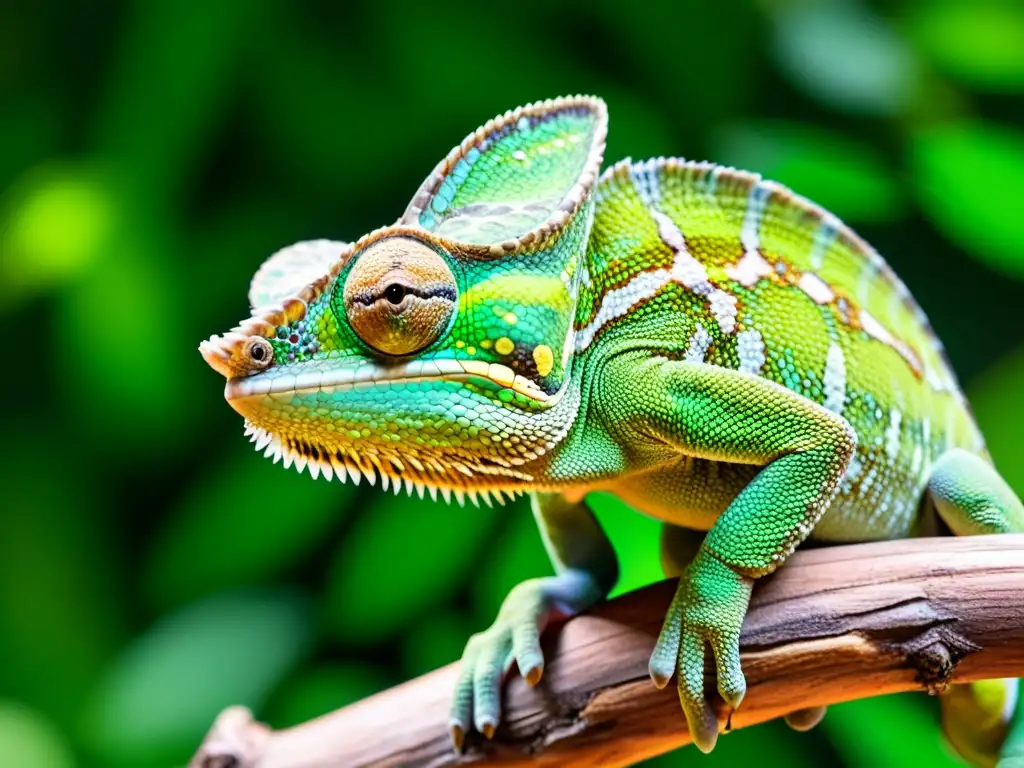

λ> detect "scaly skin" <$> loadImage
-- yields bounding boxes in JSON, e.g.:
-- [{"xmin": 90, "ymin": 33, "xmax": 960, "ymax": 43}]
[{"xmin": 200, "ymin": 96, "xmax": 1024, "ymax": 766}]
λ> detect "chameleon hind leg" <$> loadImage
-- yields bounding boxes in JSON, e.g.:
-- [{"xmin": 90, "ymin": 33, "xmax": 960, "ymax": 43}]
[
  {"xmin": 449, "ymin": 492, "xmax": 618, "ymax": 750},
  {"xmin": 930, "ymin": 448, "xmax": 1024, "ymax": 768},
  {"xmin": 660, "ymin": 522, "xmax": 827, "ymax": 735}
]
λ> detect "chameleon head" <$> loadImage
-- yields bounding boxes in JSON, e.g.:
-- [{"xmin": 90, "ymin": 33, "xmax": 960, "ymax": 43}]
[{"xmin": 199, "ymin": 96, "xmax": 607, "ymax": 499}]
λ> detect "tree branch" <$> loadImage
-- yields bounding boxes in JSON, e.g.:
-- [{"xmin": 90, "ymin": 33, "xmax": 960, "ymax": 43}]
[{"xmin": 189, "ymin": 534, "xmax": 1024, "ymax": 768}]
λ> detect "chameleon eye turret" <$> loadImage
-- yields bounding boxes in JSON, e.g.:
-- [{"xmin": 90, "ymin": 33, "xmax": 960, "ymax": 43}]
[{"xmin": 340, "ymin": 236, "xmax": 457, "ymax": 357}]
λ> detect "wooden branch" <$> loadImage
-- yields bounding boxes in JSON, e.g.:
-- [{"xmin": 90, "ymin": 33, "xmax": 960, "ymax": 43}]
[{"xmin": 189, "ymin": 535, "xmax": 1024, "ymax": 768}]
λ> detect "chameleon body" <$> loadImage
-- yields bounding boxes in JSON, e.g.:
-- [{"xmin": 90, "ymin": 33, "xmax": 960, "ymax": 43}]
[{"xmin": 200, "ymin": 96, "xmax": 1024, "ymax": 765}]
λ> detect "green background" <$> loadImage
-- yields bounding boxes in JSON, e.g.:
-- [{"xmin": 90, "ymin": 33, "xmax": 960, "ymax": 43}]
[{"xmin": 2, "ymin": 0, "xmax": 1023, "ymax": 765}]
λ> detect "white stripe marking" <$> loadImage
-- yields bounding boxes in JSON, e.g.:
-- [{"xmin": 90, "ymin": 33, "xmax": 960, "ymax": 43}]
[
  {"xmin": 737, "ymin": 329, "xmax": 766, "ymax": 374},
  {"xmin": 654, "ymin": 210, "xmax": 738, "ymax": 334},
  {"xmin": 725, "ymin": 249, "xmax": 772, "ymax": 287},
  {"xmin": 578, "ymin": 174, "xmax": 771, "ymax": 351},
  {"xmin": 630, "ymin": 159, "xmax": 661, "ymax": 208},
  {"xmin": 740, "ymin": 182, "xmax": 771, "ymax": 258},
  {"xmin": 575, "ymin": 267, "xmax": 670, "ymax": 351},
  {"xmin": 708, "ymin": 290, "xmax": 738, "ymax": 334},
  {"xmin": 798, "ymin": 272, "xmax": 835, "ymax": 304},
  {"xmin": 885, "ymin": 408, "xmax": 903, "ymax": 461},
  {"xmin": 809, "ymin": 216, "xmax": 839, "ymax": 270},
  {"xmin": 860, "ymin": 309, "xmax": 922, "ymax": 374},
  {"xmin": 823, "ymin": 343, "xmax": 846, "ymax": 415},
  {"xmin": 910, "ymin": 441, "xmax": 923, "ymax": 476},
  {"xmin": 685, "ymin": 324, "xmax": 712, "ymax": 363}
]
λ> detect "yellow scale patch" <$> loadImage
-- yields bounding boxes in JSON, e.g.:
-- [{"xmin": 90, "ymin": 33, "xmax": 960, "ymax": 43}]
[
  {"xmin": 495, "ymin": 337, "xmax": 515, "ymax": 356},
  {"xmin": 533, "ymin": 344, "xmax": 554, "ymax": 377}
]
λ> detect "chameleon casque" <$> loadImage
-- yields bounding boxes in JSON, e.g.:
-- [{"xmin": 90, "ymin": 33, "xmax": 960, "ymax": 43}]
[{"xmin": 200, "ymin": 96, "xmax": 1024, "ymax": 765}]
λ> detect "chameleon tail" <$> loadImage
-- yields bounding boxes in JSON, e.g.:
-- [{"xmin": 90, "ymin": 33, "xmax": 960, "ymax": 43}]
[
  {"xmin": 940, "ymin": 680, "xmax": 1022, "ymax": 768},
  {"xmin": 1001, "ymin": 689, "xmax": 1024, "ymax": 767}
]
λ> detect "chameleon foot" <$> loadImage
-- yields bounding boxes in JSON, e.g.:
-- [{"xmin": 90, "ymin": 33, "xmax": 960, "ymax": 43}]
[
  {"xmin": 449, "ymin": 570, "xmax": 603, "ymax": 751},
  {"xmin": 648, "ymin": 550, "xmax": 753, "ymax": 753}
]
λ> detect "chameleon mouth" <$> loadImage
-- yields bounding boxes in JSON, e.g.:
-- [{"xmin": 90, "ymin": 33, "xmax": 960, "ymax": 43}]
[
  {"xmin": 224, "ymin": 357, "xmax": 555, "ymax": 404},
  {"xmin": 225, "ymin": 357, "xmax": 569, "ymax": 504},
  {"xmin": 240, "ymin": 421, "xmax": 530, "ymax": 507}
]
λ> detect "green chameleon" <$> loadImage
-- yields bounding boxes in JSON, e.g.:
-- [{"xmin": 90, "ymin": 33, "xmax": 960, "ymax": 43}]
[{"xmin": 200, "ymin": 96, "xmax": 1024, "ymax": 766}]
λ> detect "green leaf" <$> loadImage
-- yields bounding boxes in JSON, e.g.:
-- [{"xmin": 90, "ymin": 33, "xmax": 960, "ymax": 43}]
[
  {"xmin": 714, "ymin": 122, "xmax": 904, "ymax": 223},
  {"xmin": 825, "ymin": 693, "xmax": 961, "ymax": 768},
  {"xmin": 0, "ymin": 701, "xmax": 76, "ymax": 768},
  {"xmin": 145, "ymin": 443, "xmax": 354, "ymax": 608},
  {"xmin": 587, "ymin": 492, "xmax": 665, "ymax": 599},
  {"xmin": 911, "ymin": 121, "xmax": 1024, "ymax": 278},
  {"xmin": 769, "ymin": 1, "xmax": 916, "ymax": 116},
  {"xmin": 908, "ymin": 0, "xmax": 1024, "ymax": 91},
  {"xmin": 0, "ymin": 162, "xmax": 114, "ymax": 309},
  {"xmin": 81, "ymin": 589, "xmax": 313, "ymax": 768},
  {"xmin": 325, "ymin": 493, "xmax": 502, "ymax": 644}
]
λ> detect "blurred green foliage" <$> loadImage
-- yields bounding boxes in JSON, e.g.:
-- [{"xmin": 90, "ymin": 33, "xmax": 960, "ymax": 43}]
[{"xmin": 1, "ymin": 1, "xmax": 1022, "ymax": 766}]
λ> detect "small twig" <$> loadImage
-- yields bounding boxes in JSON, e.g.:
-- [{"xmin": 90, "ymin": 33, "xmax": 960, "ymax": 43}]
[{"xmin": 190, "ymin": 534, "xmax": 1024, "ymax": 768}]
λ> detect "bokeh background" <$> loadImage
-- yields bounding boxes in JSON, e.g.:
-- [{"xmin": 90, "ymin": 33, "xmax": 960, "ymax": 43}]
[{"xmin": 2, "ymin": 0, "xmax": 1023, "ymax": 765}]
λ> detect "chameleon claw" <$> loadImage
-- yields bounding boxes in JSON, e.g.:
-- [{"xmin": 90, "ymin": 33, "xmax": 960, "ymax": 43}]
[
  {"xmin": 481, "ymin": 721, "xmax": 496, "ymax": 740},
  {"xmin": 524, "ymin": 664, "xmax": 544, "ymax": 686},
  {"xmin": 649, "ymin": 669, "xmax": 672, "ymax": 690},
  {"xmin": 450, "ymin": 724, "xmax": 465, "ymax": 753}
]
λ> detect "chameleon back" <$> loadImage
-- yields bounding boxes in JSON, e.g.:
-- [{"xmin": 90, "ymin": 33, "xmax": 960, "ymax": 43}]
[{"xmin": 579, "ymin": 157, "xmax": 984, "ymax": 540}]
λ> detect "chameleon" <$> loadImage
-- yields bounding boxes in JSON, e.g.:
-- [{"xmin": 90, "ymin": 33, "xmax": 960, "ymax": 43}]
[{"xmin": 199, "ymin": 95, "xmax": 1024, "ymax": 766}]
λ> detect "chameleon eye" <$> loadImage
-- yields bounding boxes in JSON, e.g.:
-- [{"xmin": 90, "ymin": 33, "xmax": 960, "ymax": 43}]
[
  {"xmin": 384, "ymin": 283, "xmax": 407, "ymax": 305},
  {"xmin": 244, "ymin": 336, "xmax": 274, "ymax": 369},
  {"xmin": 342, "ymin": 236, "xmax": 457, "ymax": 357}
]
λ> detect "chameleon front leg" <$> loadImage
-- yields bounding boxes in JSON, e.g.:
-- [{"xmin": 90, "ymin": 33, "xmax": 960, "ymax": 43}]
[
  {"xmin": 449, "ymin": 492, "xmax": 618, "ymax": 750},
  {"xmin": 604, "ymin": 355, "xmax": 856, "ymax": 753},
  {"xmin": 660, "ymin": 521, "xmax": 827, "ymax": 735}
]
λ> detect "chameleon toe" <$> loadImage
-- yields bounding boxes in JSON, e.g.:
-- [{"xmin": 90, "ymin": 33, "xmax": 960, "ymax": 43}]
[
  {"xmin": 714, "ymin": 648, "xmax": 746, "ymax": 711},
  {"xmin": 649, "ymin": 599, "xmax": 684, "ymax": 690},
  {"xmin": 687, "ymin": 699, "xmax": 721, "ymax": 754}
]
